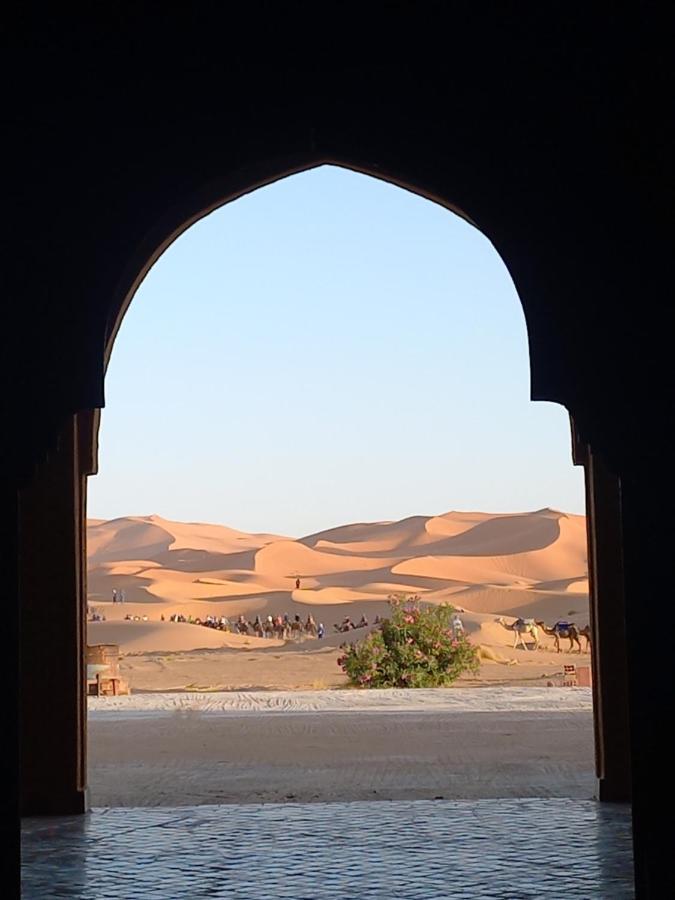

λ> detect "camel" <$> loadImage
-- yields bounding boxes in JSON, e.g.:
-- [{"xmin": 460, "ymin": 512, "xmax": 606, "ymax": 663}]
[
  {"xmin": 535, "ymin": 620, "xmax": 582, "ymax": 653},
  {"xmin": 270, "ymin": 616, "xmax": 290, "ymax": 640},
  {"xmin": 578, "ymin": 624, "xmax": 592, "ymax": 652},
  {"xmin": 495, "ymin": 616, "xmax": 539, "ymax": 650}
]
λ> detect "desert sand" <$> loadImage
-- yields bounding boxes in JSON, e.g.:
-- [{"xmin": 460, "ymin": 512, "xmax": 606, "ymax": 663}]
[
  {"xmin": 86, "ymin": 510, "xmax": 594, "ymax": 806},
  {"xmin": 88, "ymin": 688, "xmax": 594, "ymax": 806},
  {"xmin": 87, "ymin": 508, "xmax": 591, "ymax": 686}
]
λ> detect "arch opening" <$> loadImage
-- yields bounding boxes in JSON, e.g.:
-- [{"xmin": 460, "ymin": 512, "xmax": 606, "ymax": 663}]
[{"xmin": 85, "ymin": 165, "xmax": 595, "ymax": 809}]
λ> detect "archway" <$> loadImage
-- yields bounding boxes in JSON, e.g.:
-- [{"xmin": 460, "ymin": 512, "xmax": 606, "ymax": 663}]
[
  {"xmin": 12, "ymin": 8, "xmax": 672, "ymax": 892},
  {"xmin": 18, "ymin": 160, "xmax": 630, "ymax": 817},
  {"xmin": 80, "ymin": 163, "xmax": 612, "ymax": 808}
]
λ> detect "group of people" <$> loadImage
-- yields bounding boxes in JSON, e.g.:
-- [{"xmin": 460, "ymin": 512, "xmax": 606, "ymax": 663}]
[
  {"xmin": 333, "ymin": 614, "xmax": 372, "ymax": 633},
  {"xmin": 165, "ymin": 611, "xmax": 327, "ymax": 641},
  {"xmin": 91, "ymin": 591, "xmax": 423, "ymax": 646},
  {"xmin": 89, "ymin": 594, "xmax": 466, "ymax": 643},
  {"xmin": 243, "ymin": 613, "xmax": 325, "ymax": 640},
  {"xmin": 167, "ymin": 612, "xmax": 229, "ymax": 629}
]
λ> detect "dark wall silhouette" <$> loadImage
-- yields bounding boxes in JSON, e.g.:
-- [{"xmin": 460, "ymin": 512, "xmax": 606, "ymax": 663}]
[{"xmin": 5, "ymin": 5, "xmax": 673, "ymax": 897}]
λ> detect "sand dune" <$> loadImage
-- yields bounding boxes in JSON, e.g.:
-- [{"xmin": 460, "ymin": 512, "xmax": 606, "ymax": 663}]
[
  {"xmin": 88, "ymin": 620, "xmax": 283, "ymax": 654},
  {"xmin": 87, "ymin": 509, "xmax": 589, "ymax": 658}
]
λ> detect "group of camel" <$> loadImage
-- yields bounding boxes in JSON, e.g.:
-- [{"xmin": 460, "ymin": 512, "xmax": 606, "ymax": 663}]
[
  {"xmin": 496, "ymin": 617, "xmax": 591, "ymax": 653},
  {"xmin": 332, "ymin": 615, "xmax": 372, "ymax": 633},
  {"xmin": 170, "ymin": 607, "xmax": 591, "ymax": 655},
  {"xmin": 235, "ymin": 614, "xmax": 319, "ymax": 640}
]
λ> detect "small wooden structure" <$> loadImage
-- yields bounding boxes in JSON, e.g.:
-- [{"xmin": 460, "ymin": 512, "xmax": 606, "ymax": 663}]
[{"xmin": 86, "ymin": 644, "xmax": 130, "ymax": 696}]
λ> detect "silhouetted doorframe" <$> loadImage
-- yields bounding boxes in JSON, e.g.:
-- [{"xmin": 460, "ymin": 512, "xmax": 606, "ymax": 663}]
[{"xmin": 18, "ymin": 157, "xmax": 632, "ymax": 818}]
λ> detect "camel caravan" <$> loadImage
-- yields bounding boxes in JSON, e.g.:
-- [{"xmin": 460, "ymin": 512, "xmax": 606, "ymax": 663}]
[
  {"xmin": 166, "ymin": 611, "xmax": 378, "ymax": 642},
  {"xmin": 168, "ymin": 612, "xmax": 324, "ymax": 641},
  {"xmin": 241, "ymin": 614, "xmax": 322, "ymax": 641},
  {"xmin": 495, "ymin": 616, "xmax": 592, "ymax": 653},
  {"xmin": 165, "ymin": 608, "xmax": 591, "ymax": 653}
]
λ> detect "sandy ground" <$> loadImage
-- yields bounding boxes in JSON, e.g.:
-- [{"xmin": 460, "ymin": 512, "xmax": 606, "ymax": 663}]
[
  {"xmin": 89, "ymin": 686, "xmax": 593, "ymax": 715},
  {"xmin": 88, "ymin": 688, "xmax": 594, "ymax": 806},
  {"xmin": 86, "ymin": 510, "xmax": 592, "ymax": 692},
  {"xmin": 117, "ymin": 643, "xmax": 592, "ymax": 693},
  {"xmin": 85, "ymin": 512, "xmax": 594, "ymax": 807}
]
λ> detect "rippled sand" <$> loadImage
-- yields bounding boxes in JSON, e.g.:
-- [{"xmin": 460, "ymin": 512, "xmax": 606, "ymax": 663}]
[{"xmin": 88, "ymin": 687, "xmax": 594, "ymax": 806}]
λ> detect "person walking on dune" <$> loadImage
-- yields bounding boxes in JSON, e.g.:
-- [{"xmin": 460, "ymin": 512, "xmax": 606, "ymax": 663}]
[{"xmin": 295, "ymin": 577, "xmax": 301, "ymax": 590}]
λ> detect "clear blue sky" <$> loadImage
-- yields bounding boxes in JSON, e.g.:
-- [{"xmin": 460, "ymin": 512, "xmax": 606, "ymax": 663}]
[{"xmin": 89, "ymin": 165, "xmax": 585, "ymax": 536}]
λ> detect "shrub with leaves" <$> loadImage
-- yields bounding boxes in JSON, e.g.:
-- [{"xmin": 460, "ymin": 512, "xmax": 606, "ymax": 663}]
[{"xmin": 337, "ymin": 594, "xmax": 479, "ymax": 688}]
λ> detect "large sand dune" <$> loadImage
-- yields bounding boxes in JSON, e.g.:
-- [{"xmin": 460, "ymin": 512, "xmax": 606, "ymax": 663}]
[{"xmin": 87, "ymin": 509, "xmax": 589, "ymax": 663}]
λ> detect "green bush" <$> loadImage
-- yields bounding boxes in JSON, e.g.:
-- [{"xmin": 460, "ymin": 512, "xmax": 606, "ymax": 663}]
[{"xmin": 337, "ymin": 594, "xmax": 479, "ymax": 688}]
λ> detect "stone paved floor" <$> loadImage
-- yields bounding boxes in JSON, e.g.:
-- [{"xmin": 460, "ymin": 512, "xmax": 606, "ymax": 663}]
[{"xmin": 22, "ymin": 799, "xmax": 634, "ymax": 899}]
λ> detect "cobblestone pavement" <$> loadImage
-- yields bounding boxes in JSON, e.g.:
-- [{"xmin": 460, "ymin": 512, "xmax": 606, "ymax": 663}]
[{"xmin": 22, "ymin": 799, "xmax": 634, "ymax": 899}]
